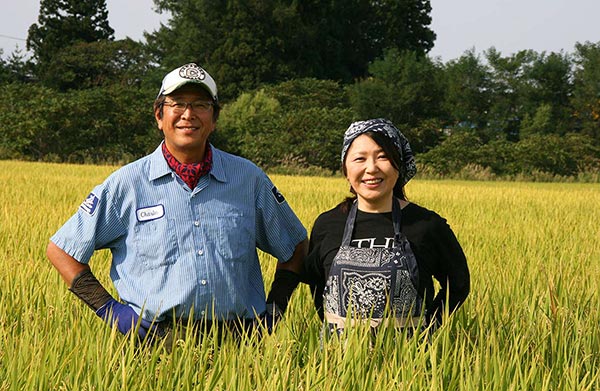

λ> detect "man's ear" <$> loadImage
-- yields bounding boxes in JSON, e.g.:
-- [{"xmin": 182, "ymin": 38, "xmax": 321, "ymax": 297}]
[{"xmin": 154, "ymin": 108, "xmax": 163, "ymax": 130}]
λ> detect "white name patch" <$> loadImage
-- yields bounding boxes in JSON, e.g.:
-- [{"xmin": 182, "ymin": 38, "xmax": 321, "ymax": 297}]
[{"xmin": 136, "ymin": 205, "xmax": 165, "ymax": 222}]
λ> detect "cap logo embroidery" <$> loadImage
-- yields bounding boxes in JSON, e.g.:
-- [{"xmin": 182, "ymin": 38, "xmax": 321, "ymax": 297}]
[{"xmin": 179, "ymin": 63, "xmax": 206, "ymax": 81}]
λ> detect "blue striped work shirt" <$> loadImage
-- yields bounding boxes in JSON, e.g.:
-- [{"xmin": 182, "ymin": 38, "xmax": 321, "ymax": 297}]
[{"xmin": 51, "ymin": 144, "xmax": 307, "ymax": 321}]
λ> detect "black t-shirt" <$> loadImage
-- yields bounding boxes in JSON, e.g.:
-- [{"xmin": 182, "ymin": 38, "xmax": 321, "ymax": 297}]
[{"xmin": 302, "ymin": 201, "xmax": 470, "ymax": 322}]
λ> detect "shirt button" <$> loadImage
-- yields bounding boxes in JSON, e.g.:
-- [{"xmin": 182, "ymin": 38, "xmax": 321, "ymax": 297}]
[
  {"xmin": 201, "ymin": 279, "xmax": 207, "ymax": 285},
  {"xmin": 194, "ymin": 221, "xmax": 200, "ymax": 227},
  {"xmin": 197, "ymin": 249, "xmax": 204, "ymax": 256}
]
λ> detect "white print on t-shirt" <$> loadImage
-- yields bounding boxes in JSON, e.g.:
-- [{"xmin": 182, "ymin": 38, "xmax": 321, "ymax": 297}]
[{"xmin": 351, "ymin": 237, "xmax": 395, "ymax": 249}]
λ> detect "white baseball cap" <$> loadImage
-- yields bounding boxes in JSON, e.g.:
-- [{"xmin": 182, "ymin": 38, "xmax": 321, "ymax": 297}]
[{"xmin": 157, "ymin": 63, "xmax": 218, "ymax": 103}]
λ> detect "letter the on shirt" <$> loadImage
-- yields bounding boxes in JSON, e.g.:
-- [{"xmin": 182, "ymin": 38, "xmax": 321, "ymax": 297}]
[{"xmin": 351, "ymin": 237, "xmax": 395, "ymax": 248}]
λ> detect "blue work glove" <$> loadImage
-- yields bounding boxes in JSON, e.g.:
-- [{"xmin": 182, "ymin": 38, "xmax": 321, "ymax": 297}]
[{"xmin": 95, "ymin": 298, "xmax": 158, "ymax": 340}]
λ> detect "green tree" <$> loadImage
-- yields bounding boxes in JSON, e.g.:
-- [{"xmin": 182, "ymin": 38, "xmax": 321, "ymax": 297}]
[
  {"xmin": 515, "ymin": 134, "xmax": 578, "ymax": 176},
  {"xmin": 148, "ymin": 0, "xmax": 298, "ymax": 100},
  {"xmin": 294, "ymin": 0, "xmax": 435, "ymax": 81},
  {"xmin": 517, "ymin": 51, "xmax": 573, "ymax": 137},
  {"xmin": 217, "ymin": 78, "xmax": 354, "ymax": 171},
  {"xmin": 148, "ymin": 0, "xmax": 436, "ymax": 100},
  {"xmin": 26, "ymin": 0, "xmax": 114, "ymax": 84},
  {"xmin": 348, "ymin": 48, "xmax": 444, "ymax": 151},
  {"xmin": 0, "ymin": 83, "xmax": 158, "ymax": 163},
  {"xmin": 485, "ymin": 48, "xmax": 538, "ymax": 140},
  {"xmin": 42, "ymin": 39, "xmax": 155, "ymax": 91},
  {"xmin": 214, "ymin": 89, "xmax": 281, "ymax": 155},
  {"xmin": 484, "ymin": 48, "xmax": 573, "ymax": 141},
  {"xmin": 418, "ymin": 131, "xmax": 484, "ymax": 175},
  {"xmin": 442, "ymin": 49, "xmax": 493, "ymax": 129},
  {"xmin": 520, "ymin": 103, "xmax": 553, "ymax": 138},
  {"xmin": 0, "ymin": 49, "xmax": 33, "ymax": 83},
  {"xmin": 571, "ymin": 41, "xmax": 600, "ymax": 141}
]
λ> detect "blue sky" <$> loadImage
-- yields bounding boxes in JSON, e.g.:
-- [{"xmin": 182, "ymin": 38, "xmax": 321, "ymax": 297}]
[
  {"xmin": 429, "ymin": 0, "xmax": 600, "ymax": 61},
  {"xmin": 2, "ymin": 0, "xmax": 600, "ymax": 62}
]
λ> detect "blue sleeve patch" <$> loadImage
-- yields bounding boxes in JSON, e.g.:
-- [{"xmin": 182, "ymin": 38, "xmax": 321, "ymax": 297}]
[
  {"xmin": 80, "ymin": 193, "xmax": 99, "ymax": 215},
  {"xmin": 271, "ymin": 186, "xmax": 285, "ymax": 204}
]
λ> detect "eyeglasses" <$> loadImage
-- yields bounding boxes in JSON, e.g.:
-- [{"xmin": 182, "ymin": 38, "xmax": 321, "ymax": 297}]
[{"xmin": 163, "ymin": 99, "xmax": 214, "ymax": 114}]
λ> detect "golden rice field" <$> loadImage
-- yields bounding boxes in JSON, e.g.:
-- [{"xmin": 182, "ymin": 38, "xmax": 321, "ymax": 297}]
[{"xmin": 0, "ymin": 160, "xmax": 599, "ymax": 390}]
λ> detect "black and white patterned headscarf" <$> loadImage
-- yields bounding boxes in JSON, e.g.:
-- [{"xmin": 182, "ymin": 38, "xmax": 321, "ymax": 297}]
[{"xmin": 341, "ymin": 118, "xmax": 417, "ymax": 185}]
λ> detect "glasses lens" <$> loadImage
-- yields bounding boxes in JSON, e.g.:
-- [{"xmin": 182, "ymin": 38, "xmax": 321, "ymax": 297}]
[
  {"xmin": 191, "ymin": 101, "xmax": 212, "ymax": 112},
  {"xmin": 165, "ymin": 101, "xmax": 185, "ymax": 113},
  {"xmin": 166, "ymin": 100, "xmax": 212, "ymax": 114},
  {"xmin": 173, "ymin": 102, "xmax": 187, "ymax": 112}
]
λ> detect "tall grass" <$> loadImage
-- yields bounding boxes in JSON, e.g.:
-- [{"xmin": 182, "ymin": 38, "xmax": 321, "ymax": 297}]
[{"xmin": 1, "ymin": 160, "xmax": 599, "ymax": 390}]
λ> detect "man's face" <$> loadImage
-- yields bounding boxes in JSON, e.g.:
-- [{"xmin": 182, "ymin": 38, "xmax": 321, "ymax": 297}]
[{"xmin": 155, "ymin": 85, "xmax": 216, "ymax": 163}]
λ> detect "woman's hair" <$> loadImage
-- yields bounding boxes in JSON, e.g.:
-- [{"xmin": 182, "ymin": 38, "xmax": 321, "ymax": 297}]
[{"xmin": 340, "ymin": 131, "xmax": 406, "ymax": 212}]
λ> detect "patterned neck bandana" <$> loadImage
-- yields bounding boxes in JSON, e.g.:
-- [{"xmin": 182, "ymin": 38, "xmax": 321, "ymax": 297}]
[{"xmin": 161, "ymin": 142, "xmax": 212, "ymax": 190}]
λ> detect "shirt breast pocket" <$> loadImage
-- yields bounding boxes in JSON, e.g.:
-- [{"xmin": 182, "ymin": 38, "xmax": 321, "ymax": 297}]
[
  {"xmin": 216, "ymin": 215, "xmax": 254, "ymax": 261},
  {"xmin": 134, "ymin": 218, "xmax": 179, "ymax": 269}
]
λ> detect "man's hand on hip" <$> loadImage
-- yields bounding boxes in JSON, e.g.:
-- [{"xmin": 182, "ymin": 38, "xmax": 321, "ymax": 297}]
[{"xmin": 95, "ymin": 299, "xmax": 159, "ymax": 340}]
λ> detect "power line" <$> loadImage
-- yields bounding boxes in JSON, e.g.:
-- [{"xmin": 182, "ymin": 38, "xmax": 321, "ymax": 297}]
[{"xmin": 0, "ymin": 34, "xmax": 27, "ymax": 42}]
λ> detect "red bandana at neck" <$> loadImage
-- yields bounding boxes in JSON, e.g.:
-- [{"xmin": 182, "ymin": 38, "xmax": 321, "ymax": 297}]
[{"xmin": 161, "ymin": 143, "xmax": 213, "ymax": 190}]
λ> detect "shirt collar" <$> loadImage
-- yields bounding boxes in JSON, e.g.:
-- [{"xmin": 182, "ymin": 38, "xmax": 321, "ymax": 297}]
[
  {"xmin": 148, "ymin": 143, "xmax": 172, "ymax": 181},
  {"xmin": 208, "ymin": 145, "xmax": 227, "ymax": 183}
]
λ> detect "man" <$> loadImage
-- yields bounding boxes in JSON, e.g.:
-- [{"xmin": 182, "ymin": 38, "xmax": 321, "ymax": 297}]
[{"xmin": 47, "ymin": 63, "xmax": 308, "ymax": 344}]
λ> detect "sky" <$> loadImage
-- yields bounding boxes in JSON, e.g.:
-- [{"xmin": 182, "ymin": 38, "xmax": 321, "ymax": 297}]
[
  {"xmin": 0, "ymin": 0, "xmax": 170, "ymax": 58},
  {"xmin": 1, "ymin": 0, "xmax": 600, "ymax": 62},
  {"xmin": 429, "ymin": 0, "xmax": 600, "ymax": 61}
]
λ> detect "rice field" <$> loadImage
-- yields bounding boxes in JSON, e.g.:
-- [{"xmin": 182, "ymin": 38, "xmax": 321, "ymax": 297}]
[{"xmin": 0, "ymin": 160, "xmax": 599, "ymax": 390}]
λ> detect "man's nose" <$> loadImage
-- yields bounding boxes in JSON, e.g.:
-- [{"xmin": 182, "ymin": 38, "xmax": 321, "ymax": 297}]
[{"xmin": 180, "ymin": 104, "xmax": 196, "ymax": 118}]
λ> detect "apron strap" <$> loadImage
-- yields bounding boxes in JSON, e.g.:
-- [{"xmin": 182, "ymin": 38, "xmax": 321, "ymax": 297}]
[
  {"xmin": 391, "ymin": 197, "xmax": 403, "ymax": 244},
  {"xmin": 340, "ymin": 201, "xmax": 358, "ymax": 246},
  {"xmin": 342, "ymin": 199, "xmax": 404, "ymax": 247}
]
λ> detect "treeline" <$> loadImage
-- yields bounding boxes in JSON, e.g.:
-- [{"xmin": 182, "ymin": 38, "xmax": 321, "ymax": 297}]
[{"xmin": 1, "ymin": 0, "xmax": 599, "ymax": 181}]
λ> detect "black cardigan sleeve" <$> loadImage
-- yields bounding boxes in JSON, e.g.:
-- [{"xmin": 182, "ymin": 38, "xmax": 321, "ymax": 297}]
[
  {"xmin": 429, "ymin": 217, "xmax": 470, "ymax": 324},
  {"xmin": 300, "ymin": 210, "xmax": 338, "ymax": 320}
]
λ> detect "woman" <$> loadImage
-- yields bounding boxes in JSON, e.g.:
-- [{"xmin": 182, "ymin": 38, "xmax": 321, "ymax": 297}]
[{"xmin": 302, "ymin": 118, "xmax": 470, "ymax": 333}]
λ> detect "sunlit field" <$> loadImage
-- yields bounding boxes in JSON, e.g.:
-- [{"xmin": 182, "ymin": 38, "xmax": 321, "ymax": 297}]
[{"xmin": 1, "ymin": 160, "xmax": 599, "ymax": 390}]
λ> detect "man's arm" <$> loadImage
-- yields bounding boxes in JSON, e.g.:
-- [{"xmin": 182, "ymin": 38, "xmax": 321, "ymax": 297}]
[
  {"xmin": 46, "ymin": 241, "xmax": 158, "ymax": 338},
  {"xmin": 275, "ymin": 238, "xmax": 308, "ymax": 274},
  {"xmin": 47, "ymin": 241, "xmax": 115, "ymax": 311},
  {"xmin": 47, "ymin": 241, "xmax": 90, "ymax": 286}
]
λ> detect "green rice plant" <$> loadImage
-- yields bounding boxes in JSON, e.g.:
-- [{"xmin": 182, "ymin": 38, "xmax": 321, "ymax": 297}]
[{"xmin": 0, "ymin": 161, "xmax": 598, "ymax": 390}]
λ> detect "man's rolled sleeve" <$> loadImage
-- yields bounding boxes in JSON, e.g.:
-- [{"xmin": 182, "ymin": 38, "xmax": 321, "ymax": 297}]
[
  {"xmin": 50, "ymin": 184, "xmax": 126, "ymax": 264},
  {"xmin": 254, "ymin": 174, "xmax": 307, "ymax": 262}
]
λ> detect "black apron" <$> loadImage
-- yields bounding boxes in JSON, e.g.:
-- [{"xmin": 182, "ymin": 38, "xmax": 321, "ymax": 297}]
[{"xmin": 323, "ymin": 200, "xmax": 424, "ymax": 331}]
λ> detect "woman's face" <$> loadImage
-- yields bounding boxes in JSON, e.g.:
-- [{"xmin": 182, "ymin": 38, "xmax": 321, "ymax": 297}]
[{"xmin": 344, "ymin": 134, "xmax": 399, "ymax": 212}]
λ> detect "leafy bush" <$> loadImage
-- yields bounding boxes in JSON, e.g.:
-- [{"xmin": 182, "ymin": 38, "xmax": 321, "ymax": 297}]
[
  {"xmin": 217, "ymin": 78, "xmax": 355, "ymax": 171},
  {"xmin": 0, "ymin": 82, "xmax": 158, "ymax": 163},
  {"xmin": 417, "ymin": 130, "xmax": 600, "ymax": 180},
  {"xmin": 348, "ymin": 48, "xmax": 444, "ymax": 136},
  {"xmin": 418, "ymin": 131, "xmax": 484, "ymax": 175}
]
